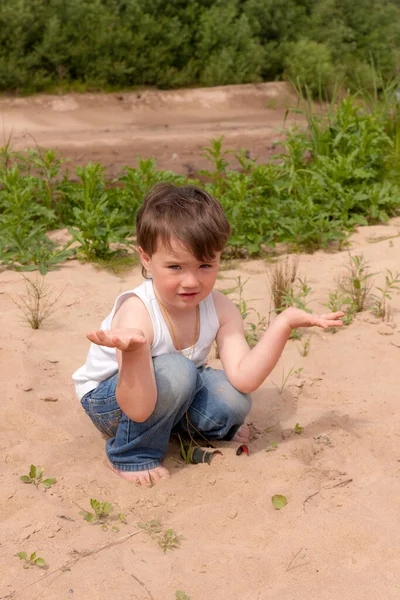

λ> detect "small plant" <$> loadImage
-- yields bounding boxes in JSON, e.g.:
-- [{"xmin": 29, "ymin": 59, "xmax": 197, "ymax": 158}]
[
  {"xmin": 13, "ymin": 274, "xmax": 64, "ymax": 329},
  {"xmin": 294, "ymin": 423, "xmax": 303, "ymax": 435},
  {"xmin": 293, "ymin": 367, "xmax": 304, "ymax": 377},
  {"xmin": 16, "ymin": 551, "xmax": 46, "ymax": 569},
  {"xmin": 176, "ymin": 591, "xmax": 191, "ymax": 600},
  {"xmin": 266, "ymin": 441, "xmax": 278, "ymax": 452},
  {"xmin": 298, "ymin": 335, "xmax": 311, "ymax": 357},
  {"xmin": 268, "ymin": 259, "xmax": 312, "ymax": 340},
  {"xmin": 20, "ymin": 464, "xmax": 56, "ymax": 489},
  {"xmin": 268, "ymin": 258, "xmax": 312, "ymax": 313},
  {"xmin": 221, "ymin": 276, "xmax": 267, "ymax": 347},
  {"xmin": 159, "ymin": 529, "xmax": 184, "ymax": 553},
  {"xmin": 324, "ymin": 291, "xmax": 355, "ymax": 331},
  {"xmin": 177, "ymin": 434, "xmax": 194, "ymax": 465},
  {"xmin": 138, "ymin": 519, "xmax": 184, "ymax": 553},
  {"xmin": 272, "ymin": 365, "xmax": 295, "ymax": 394},
  {"xmin": 338, "ymin": 254, "xmax": 374, "ymax": 313},
  {"xmin": 80, "ymin": 499, "xmax": 126, "ymax": 532},
  {"xmin": 371, "ymin": 269, "xmax": 400, "ymax": 320}
]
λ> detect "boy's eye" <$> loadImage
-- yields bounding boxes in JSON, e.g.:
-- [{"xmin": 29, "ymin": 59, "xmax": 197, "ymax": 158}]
[
  {"xmin": 200, "ymin": 264, "xmax": 212, "ymax": 269},
  {"xmin": 168, "ymin": 265, "xmax": 181, "ymax": 270}
]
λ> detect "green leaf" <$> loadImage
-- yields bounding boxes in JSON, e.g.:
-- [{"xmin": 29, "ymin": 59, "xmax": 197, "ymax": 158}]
[
  {"xmin": 29, "ymin": 552, "xmax": 37, "ymax": 561},
  {"xmin": 271, "ymin": 494, "xmax": 287, "ymax": 510},
  {"xmin": 90, "ymin": 498, "xmax": 100, "ymax": 511},
  {"xmin": 37, "ymin": 468, "xmax": 44, "ymax": 480},
  {"xmin": 29, "ymin": 465, "xmax": 37, "ymax": 479},
  {"xmin": 112, "ymin": 526, "xmax": 119, "ymax": 533},
  {"xmin": 34, "ymin": 558, "xmax": 46, "ymax": 567},
  {"xmin": 101, "ymin": 524, "xmax": 108, "ymax": 531},
  {"xmin": 42, "ymin": 478, "xmax": 56, "ymax": 488},
  {"xmin": 16, "ymin": 552, "xmax": 27, "ymax": 560},
  {"xmin": 101, "ymin": 502, "xmax": 113, "ymax": 515},
  {"xmin": 20, "ymin": 476, "xmax": 32, "ymax": 483},
  {"xmin": 294, "ymin": 423, "xmax": 303, "ymax": 435}
]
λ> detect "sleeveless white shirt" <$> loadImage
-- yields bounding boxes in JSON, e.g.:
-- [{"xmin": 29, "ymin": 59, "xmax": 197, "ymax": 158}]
[{"xmin": 72, "ymin": 279, "xmax": 220, "ymax": 400}]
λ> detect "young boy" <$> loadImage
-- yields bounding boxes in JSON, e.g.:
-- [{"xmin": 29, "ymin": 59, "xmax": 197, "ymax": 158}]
[{"xmin": 72, "ymin": 183, "xmax": 343, "ymax": 486}]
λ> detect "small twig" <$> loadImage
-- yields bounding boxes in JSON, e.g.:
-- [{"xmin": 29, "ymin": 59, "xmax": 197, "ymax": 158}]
[
  {"xmin": 286, "ymin": 547, "xmax": 303, "ymax": 572},
  {"xmin": 303, "ymin": 478, "xmax": 353, "ymax": 511},
  {"xmin": 131, "ymin": 573, "xmax": 155, "ymax": 600},
  {"xmin": 303, "ymin": 490, "xmax": 321, "ymax": 511},
  {"xmin": 1, "ymin": 530, "xmax": 143, "ymax": 599},
  {"xmin": 330, "ymin": 478, "xmax": 353, "ymax": 489}
]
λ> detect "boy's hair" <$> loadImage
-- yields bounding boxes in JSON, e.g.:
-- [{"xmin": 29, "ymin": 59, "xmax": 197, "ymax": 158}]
[{"xmin": 136, "ymin": 183, "xmax": 230, "ymax": 275}]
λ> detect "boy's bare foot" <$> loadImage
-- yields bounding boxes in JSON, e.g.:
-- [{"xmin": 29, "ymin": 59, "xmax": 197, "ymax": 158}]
[
  {"xmin": 108, "ymin": 463, "xmax": 170, "ymax": 486},
  {"xmin": 232, "ymin": 424, "xmax": 250, "ymax": 444}
]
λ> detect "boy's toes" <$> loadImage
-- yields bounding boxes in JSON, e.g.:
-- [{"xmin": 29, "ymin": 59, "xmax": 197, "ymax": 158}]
[
  {"xmin": 232, "ymin": 424, "xmax": 250, "ymax": 444},
  {"xmin": 107, "ymin": 462, "xmax": 170, "ymax": 486}
]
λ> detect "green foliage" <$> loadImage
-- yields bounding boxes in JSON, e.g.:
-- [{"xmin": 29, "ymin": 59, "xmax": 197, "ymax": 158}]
[
  {"xmin": 1, "ymin": 0, "xmax": 400, "ymax": 92},
  {"xmin": 294, "ymin": 423, "xmax": 303, "ymax": 435},
  {"xmin": 138, "ymin": 519, "xmax": 183, "ymax": 553},
  {"xmin": 79, "ymin": 498, "xmax": 126, "ymax": 532},
  {"xmin": 371, "ymin": 269, "xmax": 400, "ymax": 320},
  {"xmin": 20, "ymin": 464, "xmax": 56, "ymax": 489},
  {"xmin": 2, "ymin": 90, "xmax": 400, "ymax": 271},
  {"xmin": 284, "ymin": 40, "xmax": 337, "ymax": 98},
  {"xmin": 272, "ymin": 365, "xmax": 295, "ymax": 395},
  {"xmin": 16, "ymin": 551, "xmax": 46, "ymax": 569},
  {"xmin": 221, "ymin": 276, "xmax": 267, "ymax": 347},
  {"xmin": 338, "ymin": 254, "xmax": 374, "ymax": 313},
  {"xmin": 176, "ymin": 592, "xmax": 191, "ymax": 600}
]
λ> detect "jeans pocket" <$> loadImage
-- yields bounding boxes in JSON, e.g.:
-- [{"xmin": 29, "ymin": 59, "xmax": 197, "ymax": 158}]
[
  {"xmin": 81, "ymin": 392, "xmax": 122, "ymax": 438},
  {"xmin": 90, "ymin": 407, "xmax": 122, "ymax": 438}
]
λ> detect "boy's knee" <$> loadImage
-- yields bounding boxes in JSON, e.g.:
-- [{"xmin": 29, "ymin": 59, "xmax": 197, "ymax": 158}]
[
  {"xmin": 153, "ymin": 354, "xmax": 198, "ymax": 414},
  {"xmin": 219, "ymin": 383, "xmax": 252, "ymax": 422}
]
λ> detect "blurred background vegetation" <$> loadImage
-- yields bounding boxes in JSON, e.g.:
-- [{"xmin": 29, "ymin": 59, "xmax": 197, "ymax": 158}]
[{"xmin": 0, "ymin": 0, "xmax": 399, "ymax": 95}]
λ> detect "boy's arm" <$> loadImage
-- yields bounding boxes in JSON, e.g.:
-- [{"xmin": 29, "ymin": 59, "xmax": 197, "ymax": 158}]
[
  {"xmin": 87, "ymin": 296, "xmax": 157, "ymax": 422},
  {"xmin": 213, "ymin": 291, "xmax": 343, "ymax": 394}
]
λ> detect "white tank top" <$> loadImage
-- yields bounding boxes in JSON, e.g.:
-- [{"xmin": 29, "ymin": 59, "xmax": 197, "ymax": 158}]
[{"xmin": 72, "ymin": 279, "xmax": 220, "ymax": 400}]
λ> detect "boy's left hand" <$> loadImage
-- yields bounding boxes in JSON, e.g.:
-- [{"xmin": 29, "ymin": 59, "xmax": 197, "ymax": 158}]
[{"xmin": 281, "ymin": 307, "xmax": 345, "ymax": 330}]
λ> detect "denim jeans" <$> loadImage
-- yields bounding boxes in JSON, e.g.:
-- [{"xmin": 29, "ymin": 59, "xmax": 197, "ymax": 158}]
[{"xmin": 81, "ymin": 353, "xmax": 252, "ymax": 472}]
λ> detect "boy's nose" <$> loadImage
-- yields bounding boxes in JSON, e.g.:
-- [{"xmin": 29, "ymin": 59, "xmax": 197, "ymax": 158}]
[{"xmin": 181, "ymin": 273, "xmax": 199, "ymax": 288}]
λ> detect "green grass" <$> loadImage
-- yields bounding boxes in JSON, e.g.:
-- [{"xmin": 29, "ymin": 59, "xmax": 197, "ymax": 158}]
[{"xmin": 1, "ymin": 88, "xmax": 400, "ymax": 274}]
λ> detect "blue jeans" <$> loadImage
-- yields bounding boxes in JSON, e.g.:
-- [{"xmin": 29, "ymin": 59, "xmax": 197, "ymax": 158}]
[{"xmin": 81, "ymin": 354, "xmax": 252, "ymax": 472}]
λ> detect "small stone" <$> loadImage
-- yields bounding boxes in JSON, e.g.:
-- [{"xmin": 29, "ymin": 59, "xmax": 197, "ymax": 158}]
[
  {"xmin": 41, "ymin": 396, "xmax": 58, "ymax": 402},
  {"xmin": 228, "ymin": 510, "xmax": 238, "ymax": 519},
  {"xmin": 293, "ymin": 379, "xmax": 306, "ymax": 388},
  {"xmin": 378, "ymin": 323, "xmax": 394, "ymax": 336}
]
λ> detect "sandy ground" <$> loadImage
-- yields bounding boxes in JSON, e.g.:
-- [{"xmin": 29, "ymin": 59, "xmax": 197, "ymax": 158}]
[
  {"xmin": 1, "ymin": 84, "xmax": 400, "ymax": 600},
  {"xmin": 0, "ymin": 82, "xmax": 299, "ymax": 176}
]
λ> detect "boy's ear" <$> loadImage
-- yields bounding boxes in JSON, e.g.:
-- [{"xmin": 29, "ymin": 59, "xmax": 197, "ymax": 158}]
[{"xmin": 138, "ymin": 246, "xmax": 151, "ymax": 270}]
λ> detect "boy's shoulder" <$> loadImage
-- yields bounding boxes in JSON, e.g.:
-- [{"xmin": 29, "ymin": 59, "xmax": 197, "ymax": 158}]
[
  {"xmin": 112, "ymin": 292, "xmax": 154, "ymax": 343},
  {"xmin": 212, "ymin": 289, "xmax": 239, "ymax": 324}
]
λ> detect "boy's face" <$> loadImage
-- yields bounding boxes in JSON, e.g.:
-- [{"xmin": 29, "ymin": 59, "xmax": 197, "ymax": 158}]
[{"xmin": 139, "ymin": 237, "xmax": 220, "ymax": 312}]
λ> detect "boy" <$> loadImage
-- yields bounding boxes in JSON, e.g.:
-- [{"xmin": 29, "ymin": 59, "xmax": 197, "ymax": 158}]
[{"xmin": 72, "ymin": 183, "xmax": 343, "ymax": 486}]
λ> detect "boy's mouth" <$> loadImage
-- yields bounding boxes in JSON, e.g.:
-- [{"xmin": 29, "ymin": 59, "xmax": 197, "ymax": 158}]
[{"xmin": 179, "ymin": 292, "xmax": 198, "ymax": 298}]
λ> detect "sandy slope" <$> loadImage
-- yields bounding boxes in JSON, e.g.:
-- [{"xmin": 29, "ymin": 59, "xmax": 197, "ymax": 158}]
[
  {"xmin": 0, "ymin": 82, "xmax": 299, "ymax": 176},
  {"xmin": 1, "ymin": 221, "xmax": 400, "ymax": 600}
]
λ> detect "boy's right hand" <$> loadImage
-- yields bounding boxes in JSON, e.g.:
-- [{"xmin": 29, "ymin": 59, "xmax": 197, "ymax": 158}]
[{"xmin": 86, "ymin": 328, "xmax": 147, "ymax": 352}]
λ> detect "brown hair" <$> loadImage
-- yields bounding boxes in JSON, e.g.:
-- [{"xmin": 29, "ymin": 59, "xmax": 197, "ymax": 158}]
[{"xmin": 136, "ymin": 183, "xmax": 230, "ymax": 277}]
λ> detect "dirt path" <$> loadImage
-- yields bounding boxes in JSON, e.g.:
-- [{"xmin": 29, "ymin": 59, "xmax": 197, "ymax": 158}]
[{"xmin": 0, "ymin": 82, "xmax": 300, "ymax": 176}]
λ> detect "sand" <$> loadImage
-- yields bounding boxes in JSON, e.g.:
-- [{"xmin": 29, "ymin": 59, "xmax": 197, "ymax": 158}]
[{"xmin": 1, "ymin": 84, "xmax": 400, "ymax": 600}]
